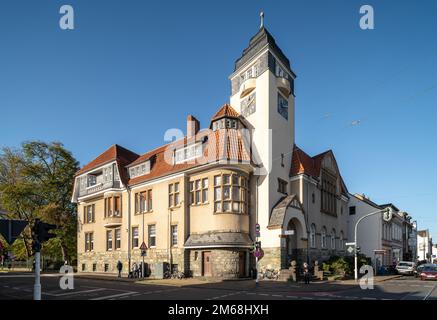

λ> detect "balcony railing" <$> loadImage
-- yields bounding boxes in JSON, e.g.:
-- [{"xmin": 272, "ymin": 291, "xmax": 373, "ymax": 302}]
[{"xmin": 78, "ymin": 181, "xmax": 121, "ymax": 197}]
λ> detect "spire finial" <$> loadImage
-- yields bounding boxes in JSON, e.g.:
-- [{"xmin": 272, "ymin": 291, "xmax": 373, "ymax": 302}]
[{"xmin": 260, "ymin": 11, "xmax": 264, "ymax": 29}]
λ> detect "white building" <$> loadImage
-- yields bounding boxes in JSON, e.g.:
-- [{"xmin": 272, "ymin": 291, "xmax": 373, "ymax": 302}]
[
  {"xmin": 417, "ymin": 229, "xmax": 433, "ymax": 262},
  {"xmin": 348, "ymin": 195, "xmax": 406, "ymax": 271}
]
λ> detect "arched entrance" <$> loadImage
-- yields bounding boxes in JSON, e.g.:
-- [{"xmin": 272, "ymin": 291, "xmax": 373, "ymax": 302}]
[{"xmin": 285, "ymin": 218, "xmax": 302, "ymax": 266}]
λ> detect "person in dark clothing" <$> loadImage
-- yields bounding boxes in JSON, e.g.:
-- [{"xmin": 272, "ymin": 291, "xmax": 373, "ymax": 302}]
[
  {"xmin": 303, "ymin": 262, "xmax": 310, "ymax": 284},
  {"xmin": 117, "ymin": 260, "xmax": 123, "ymax": 278}
]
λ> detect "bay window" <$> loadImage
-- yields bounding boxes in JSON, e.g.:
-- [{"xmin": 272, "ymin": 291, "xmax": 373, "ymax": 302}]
[{"xmin": 213, "ymin": 173, "xmax": 248, "ymax": 214}]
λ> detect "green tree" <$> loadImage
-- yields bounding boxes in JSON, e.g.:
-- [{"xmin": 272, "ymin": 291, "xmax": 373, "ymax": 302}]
[{"xmin": 0, "ymin": 142, "xmax": 79, "ymax": 263}]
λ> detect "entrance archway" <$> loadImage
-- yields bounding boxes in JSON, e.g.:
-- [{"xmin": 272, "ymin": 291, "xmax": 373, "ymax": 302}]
[{"xmin": 285, "ymin": 218, "xmax": 303, "ymax": 266}]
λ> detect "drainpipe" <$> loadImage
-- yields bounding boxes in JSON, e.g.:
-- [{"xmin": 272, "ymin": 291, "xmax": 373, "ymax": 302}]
[
  {"xmin": 168, "ymin": 207, "xmax": 172, "ymax": 273},
  {"xmin": 126, "ymin": 186, "xmax": 132, "ymax": 272}
]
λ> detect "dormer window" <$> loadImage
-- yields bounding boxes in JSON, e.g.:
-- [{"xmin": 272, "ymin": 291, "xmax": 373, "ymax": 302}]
[
  {"xmin": 174, "ymin": 142, "xmax": 202, "ymax": 164},
  {"xmin": 129, "ymin": 161, "xmax": 150, "ymax": 179},
  {"xmin": 212, "ymin": 118, "xmax": 238, "ymax": 131}
]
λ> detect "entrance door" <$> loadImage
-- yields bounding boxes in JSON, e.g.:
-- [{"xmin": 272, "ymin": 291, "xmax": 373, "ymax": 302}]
[
  {"xmin": 203, "ymin": 251, "xmax": 212, "ymax": 276},
  {"xmin": 238, "ymin": 251, "xmax": 245, "ymax": 277}
]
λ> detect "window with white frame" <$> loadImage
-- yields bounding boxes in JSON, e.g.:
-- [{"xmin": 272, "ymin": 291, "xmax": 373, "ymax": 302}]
[
  {"xmin": 129, "ymin": 161, "xmax": 150, "ymax": 179},
  {"xmin": 171, "ymin": 225, "xmax": 178, "ymax": 247},
  {"xmin": 84, "ymin": 204, "xmax": 95, "ymax": 223},
  {"xmin": 85, "ymin": 232, "xmax": 94, "ymax": 252},
  {"xmin": 310, "ymin": 224, "xmax": 316, "ymax": 248},
  {"xmin": 115, "ymin": 228, "xmax": 121, "ymax": 250},
  {"xmin": 132, "ymin": 227, "xmax": 139, "ymax": 248},
  {"xmin": 148, "ymin": 224, "xmax": 156, "ymax": 247},
  {"xmin": 174, "ymin": 143, "xmax": 202, "ymax": 164},
  {"xmin": 213, "ymin": 173, "xmax": 248, "ymax": 214},
  {"xmin": 106, "ymin": 230, "xmax": 113, "ymax": 251},
  {"xmin": 321, "ymin": 227, "xmax": 327, "ymax": 248}
]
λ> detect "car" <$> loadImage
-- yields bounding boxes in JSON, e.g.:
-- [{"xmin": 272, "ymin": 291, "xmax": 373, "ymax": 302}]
[
  {"xmin": 420, "ymin": 265, "xmax": 437, "ymax": 281},
  {"xmin": 414, "ymin": 263, "xmax": 434, "ymax": 277},
  {"xmin": 395, "ymin": 261, "xmax": 416, "ymax": 275}
]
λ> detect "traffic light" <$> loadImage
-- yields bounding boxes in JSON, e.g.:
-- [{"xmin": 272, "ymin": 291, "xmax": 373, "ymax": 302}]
[
  {"xmin": 356, "ymin": 246, "xmax": 361, "ymax": 254},
  {"xmin": 256, "ymin": 241, "xmax": 261, "ymax": 250},
  {"xmin": 32, "ymin": 219, "xmax": 57, "ymax": 244}
]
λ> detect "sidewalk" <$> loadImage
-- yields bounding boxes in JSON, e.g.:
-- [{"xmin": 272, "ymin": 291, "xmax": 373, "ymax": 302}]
[{"xmin": 338, "ymin": 274, "xmax": 402, "ymax": 285}]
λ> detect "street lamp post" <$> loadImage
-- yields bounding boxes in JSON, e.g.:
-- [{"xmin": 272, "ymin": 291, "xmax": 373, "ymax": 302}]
[{"xmin": 354, "ymin": 207, "xmax": 392, "ymax": 281}]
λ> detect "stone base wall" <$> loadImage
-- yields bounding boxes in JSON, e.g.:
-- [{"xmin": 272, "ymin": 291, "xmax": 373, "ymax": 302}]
[
  {"xmin": 78, "ymin": 248, "xmax": 185, "ymax": 276},
  {"xmin": 259, "ymin": 247, "xmax": 281, "ymax": 271},
  {"xmin": 188, "ymin": 248, "xmax": 248, "ymax": 279}
]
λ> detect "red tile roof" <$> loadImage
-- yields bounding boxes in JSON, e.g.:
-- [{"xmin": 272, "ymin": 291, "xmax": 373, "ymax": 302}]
[
  {"xmin": 211, "ymin": 104, "xmax": 240, "ymax": 121},
  {"xmin": 128, "ymin": 128, "xmax": 251, "ymax": 186},
  {"xmin": 76, "ymin": 144, "xmax": 139, "ymax": 179},
  {"xmin": 291, "ymin": 145, "xmax": 348, "ymax": 195}
]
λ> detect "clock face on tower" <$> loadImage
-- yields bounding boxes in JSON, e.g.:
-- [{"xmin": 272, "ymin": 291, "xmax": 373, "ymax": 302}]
[
  {"xmin": 241, "ymin": 92, "xmax": 256, "ymax": 117},
  {"xmin": 277, "ymin": 93, "xmax": 288, "ymax": 120}
]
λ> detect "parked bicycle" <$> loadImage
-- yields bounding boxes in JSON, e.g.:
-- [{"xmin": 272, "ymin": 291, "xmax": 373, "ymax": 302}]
[{"xmin": 261, "ymin": 268, "xmax": 279, "ymax": 280}]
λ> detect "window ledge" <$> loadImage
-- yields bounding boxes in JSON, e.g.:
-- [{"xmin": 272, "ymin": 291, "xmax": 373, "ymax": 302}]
[{"xmin": 213, "ymin": 211, "xmax": 249, "ymax": 216}]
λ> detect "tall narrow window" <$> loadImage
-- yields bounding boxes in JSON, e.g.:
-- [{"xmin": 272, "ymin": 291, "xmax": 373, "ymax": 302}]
[
  {"xmin": 321, "ymin": 171, "xmax": 337, "ymax": 215},
  {"xmin": 132, "ymin": 227, "xmax": 139, "ymax": 248},
  {"xmin": 114, "ymin": 196, "xmax": 121, "ymax": 217},
  {"xmin": 169, "ymin": 182, "xmax": 180, "ymax": 207},
  {"xmin": 106, "ymin": 230, "xmax": 113, "ymax": 251},
  {"xmin": 85, "ymin": 232, "xmax": 94, "ymax": 252},
  {"xmin": 339, "ymin": 231, "xmax": 344, "ymax": 250},
  {"xmin": 115, "ymin": 228, "xmax": 121, "ymax": 250},
  {"xmin": 278, "ymin": 178, "xmax": 288, "ymax": 195},
  {"xmin": 148, "ymin": 224, "xmax": 156, "ymax": 247},
  {"xmin": 310, "ymin": 224, "xmax": 316, "ymax": 248},
  {"xmin": 171, "ymin": 225, "xmax": 178, "ymax": 247},
  {"xmin": 331, "ymin": 229, "xmax": 336, "ymax": 250},
  {"xmin": 135, "ymin": 190, "xmax": 152, "ymax": 213},
  {"xmin": 84, "ymin": 205, "xmax": 95, "ymax": 223},
  {"xmin": 321, "ymin": 227, "xmax": 327, "ymax": 248}
]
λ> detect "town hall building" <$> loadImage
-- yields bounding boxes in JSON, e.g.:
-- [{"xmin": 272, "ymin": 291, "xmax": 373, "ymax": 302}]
[{"xmin": 72, "ymin": 23, "xmax": 350, "ymax": 278}]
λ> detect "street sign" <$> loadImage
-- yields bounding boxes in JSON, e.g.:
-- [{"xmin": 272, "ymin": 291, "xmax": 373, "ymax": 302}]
[
  {"xmin": 140, "ymin": 242, "xmax": 147, "ymax": 251},
  {"xmin": 347, "ymin": 246, "xmax": 354, "ymax": 254},
  {"xmin": 284, "ymin": 230, "xmax": 295, "ymax": 235},
  {"xmin": 345, "ymin": 242, "xmax": 356, "ymax": 246},
  {"xmin": 0, "ymin": 220, "xmax": 28, "ymax": 245},
  {"xmin": 253, "ymin": 249, "xmax": 264, "ymax": 260}
]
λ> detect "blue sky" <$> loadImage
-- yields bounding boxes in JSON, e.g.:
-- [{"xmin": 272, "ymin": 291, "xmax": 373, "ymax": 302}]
[{"xmin": 0, "ymin": 0, "xmax": 436, "ymax": 237}]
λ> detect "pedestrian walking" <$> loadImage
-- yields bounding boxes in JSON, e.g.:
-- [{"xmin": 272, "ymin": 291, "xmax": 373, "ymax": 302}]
[
  {"xmin": 303, "ymin": 262, "xmax": 310, "ymax": 284},
  {"xmin": 117, "ymin": 260, "xmax": 123, "ymax": 278}
]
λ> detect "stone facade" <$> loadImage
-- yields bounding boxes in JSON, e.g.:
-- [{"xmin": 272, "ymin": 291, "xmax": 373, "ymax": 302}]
[{"xmin": 188, "ymin": 249, "xmax": 249, "ymax": 279}]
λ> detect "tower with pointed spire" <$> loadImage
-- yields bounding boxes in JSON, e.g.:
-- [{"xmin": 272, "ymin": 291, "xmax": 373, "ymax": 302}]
[{"xmin": 229, "ymin": 16, "xmax": 297, "ymax": 260}]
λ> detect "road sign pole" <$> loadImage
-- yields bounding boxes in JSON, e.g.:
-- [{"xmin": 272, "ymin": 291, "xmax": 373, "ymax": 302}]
[{"xmin": 34, "ymin": 251, "xmax": 41, "ymax": 300}]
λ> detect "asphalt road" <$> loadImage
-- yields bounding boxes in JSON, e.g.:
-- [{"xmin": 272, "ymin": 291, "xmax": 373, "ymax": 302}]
[{"xmin": 0, "ymin": 274, "xmax": 436, "ymax": 300}]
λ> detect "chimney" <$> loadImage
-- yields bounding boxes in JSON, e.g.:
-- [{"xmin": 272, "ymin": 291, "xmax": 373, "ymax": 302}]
[{"xmin": 187, "ymin": 115, "xmax": 200, "ymax": 139}]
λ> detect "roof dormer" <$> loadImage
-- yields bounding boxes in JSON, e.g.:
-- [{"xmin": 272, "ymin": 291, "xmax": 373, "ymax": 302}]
[{"xmin": 210, "ymin": 104, "xmax": 242, "ymax": 131}]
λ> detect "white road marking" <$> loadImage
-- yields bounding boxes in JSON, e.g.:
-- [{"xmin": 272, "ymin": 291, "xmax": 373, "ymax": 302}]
[
  {"xmin": 44, "ymin": 288, "xmax": 106, "ymax": 297},
  {"xmin": 272, "ymin": 294, "xmax": 283, "ymax": 297},
  {"xmin": 423, "ymin": 285, "xmax": 436, "ymax": 301},
  {"xmin": 362, "ymin": 297, "xmax": 377, "ymax": 300},
  {"xmin": 286, "ymin": 296, "xmax": 298, "ymax": 299},
  {"xmin": 90, "ymin": 291, "xmax": 138, "ymax": 300}
]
